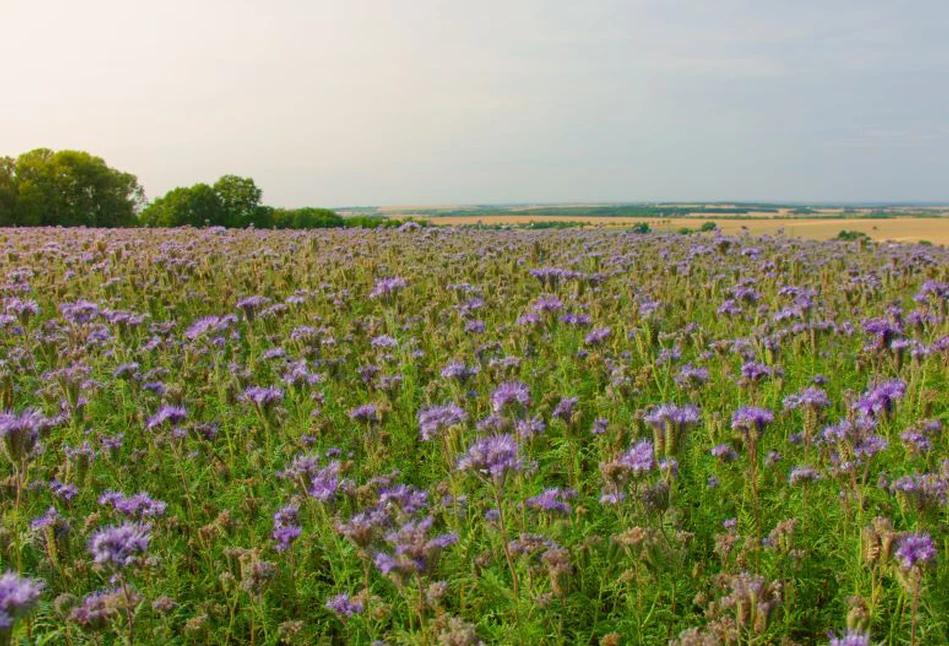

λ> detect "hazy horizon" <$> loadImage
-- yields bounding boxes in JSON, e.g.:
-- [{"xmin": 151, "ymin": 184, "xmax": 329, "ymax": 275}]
[{"xmin": 3, "ymin": 1, "xmax": 948, "ymax": 207}]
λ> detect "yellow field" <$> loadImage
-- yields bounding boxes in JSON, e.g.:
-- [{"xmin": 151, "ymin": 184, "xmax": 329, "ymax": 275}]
[{"xmin": 427, "ymin": 216, "xmax": 949, "ymax": 245}]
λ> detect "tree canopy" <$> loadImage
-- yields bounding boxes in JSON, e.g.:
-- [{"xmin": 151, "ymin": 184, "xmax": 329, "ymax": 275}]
[
  {"xmin": 142, "ymin": 177, "xmax": 346, "ymax": 230},
  {"xmin": 1, "ymin": 148, "xmax": 345, "ymax": 229},
  {"xmin": 4, "ymin": 149, "xmax": 144, "ymax": 227},
  {"xmin": 141, "ymin": 176, "xmax": 273, "ymax": 228},
  {"xmin": 139, "ymin": 184, "xmax": 224, "ymax": 228}
]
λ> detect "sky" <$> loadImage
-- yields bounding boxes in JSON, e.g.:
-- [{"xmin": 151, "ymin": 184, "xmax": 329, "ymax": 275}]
[{"xmin": 2, "ymin": 0, "xmax": 948, "ymax": 207}]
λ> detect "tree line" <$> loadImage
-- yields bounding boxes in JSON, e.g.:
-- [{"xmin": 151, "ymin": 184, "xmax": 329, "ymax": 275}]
[{"xmin": 0, "ymin": 148, "xmax": 366, "ymax": 229}]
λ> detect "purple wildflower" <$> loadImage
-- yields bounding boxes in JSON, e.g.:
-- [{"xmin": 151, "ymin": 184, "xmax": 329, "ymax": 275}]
[
  {"xmin": 371, "ymin": 335, "xmax": 398, "ymax": 349},
  {"xmin": 514, "ymin": 416, "xmax": 546, "ymax": 439},
  {"xmin": 711, "ymin": 443, "xmax": 739, "ymax": 462},
  {"xmin": 584, "ymin": 327, "xmax": 612, "ymax": 346},
  {"xmin": 242, "ymin": 386, "xmax": 284, "ymax": 411},
  {"xmin": 370, "ymin": 276, "xmax": 408, "ymax": 299},
  {"xmin": 525, "ymin": 488, "xmax": 576, "ymax": 515},
  {"xmin": 0, "ymin": 409, "xmax": 46, "ymax": 464},
  {"xmin": 531, "ymin": 295, "xmax": 564, "ymax": 314},
  {"xmin": 644, "ymin": 404, "xmax": 700, "ymax": 432},
  {"xmin": 272, "ymin": 504, "xmax": 301, "ymax": 552},
  {"xmin": 675, "ymin": 364, "xmax": 709, "ymax": 389},
  {"xmin": 789, "ymin": 466, "xmax": 820, "ymax": 486},
  {"xmin": 783, "ymin": 387, "xmax": 831, "ymax": 411},
  {"xmin": 49, "ymin": 479, "xmax": 78, "ymax": 501},
  {"xmin": 88, "ymin": 523, "xmax": 151, "ymax": 568},
  {"xmin": 0, "ymin": 570, "xmax": 44, "ymax": 630},
  {"xmin": 325, "ymin": 593, "xmax": 364, "ymax": 618},
  {"xmin": 895, "ymin": 532, "xmax": 937, "ymax": 571},
  {"xmin": 828, "ymin": 630, "xmax": 870, "ymax": 646},
  {"xmin": 349, "ymin": 403, "xmax": 381, "ymax": 423},
  {"xmin": 146, "ymin": 404, "xmax": 188, "ymax": 430},
  {"xmin": 490, "ymin": 381, "xmax": 531, "ymax": 416},
  {"xmin": 619, "ymin": 439, "xmax": 655, "ymax": 473},
  {"xmin": 854, "ymin": 380, "xmax": 906, "ymax": 419},
  {"xmin": 98, "ymin": 491, "xmax": 167, "ymax": 519},
  {"xmin": 441, "ymin": 361, "xmax": 479, "ymax": 383},
  {"xmin": 457, "ymin": 434, "xmax": 524, "ymax": 484},
  {"xmin": 418, "ymin": 404, "xmax": 468, "ymax": 441},
  {"xmin": 374, "ymin": 516, "xmax": 457, "ymax": 578},
  {"xmin": 552, "ymin": 396, "xmax": 579, "ymax": 422},
  {"xmin": 236, "ymin": 295, "xmax": 269, "ymax": 320},
  {"xmin": 69, "ymin": 589, "xmax": 122, "ymax": 629},
  {"xmin": 590, "ymin": 418, "xmax": 608, "ymax": 435},
  {"xmin": 731, "ymin": 406, "xmax": 774, "ymax": 440}
]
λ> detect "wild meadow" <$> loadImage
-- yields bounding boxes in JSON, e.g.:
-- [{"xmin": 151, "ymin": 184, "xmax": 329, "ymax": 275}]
[{"xmin": 2, "ymin": 225, "xmax": 949, "ymax": 645}]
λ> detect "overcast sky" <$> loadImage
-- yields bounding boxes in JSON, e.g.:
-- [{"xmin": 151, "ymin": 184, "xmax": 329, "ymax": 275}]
[{"xmin": 2, "ymin": 0, "xmax": 948, "ymax": 206}]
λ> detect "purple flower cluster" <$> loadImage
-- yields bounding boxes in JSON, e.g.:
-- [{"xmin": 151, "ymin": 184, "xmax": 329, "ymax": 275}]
[
  {"xmin": 783, "ymin": 387, "xmax": 830, "ymax": 411},
  {"xmin": 88, "ymin": 522, "xmax": 152, "ymax": 568},
  {"xmin": 242, "ymin": 386, "xmax": 285, "ymax": 410},
  {"xmin": 895, "ymin": 532, "xmax": 936, "ymax": 571},
  {"xmin": 370, "ymin": 276, "xmax": 408, "ymax": 299},
  {"xmin": 731, "ymin": 406, "xmax": 774, "ymax": 440},
  {"xmin": 0, "ymin": 409, "xmax": 49, "ymax": 464},
  {"xmin": 525, "ymin": 488, "xmax": 576, "ymax": 515},
  {"xmin": 98, "ymin": 490, "xmax": 168, "ymax": 519},
  {"xmin": 325, "ymin": 592, "xmax": 364, "ymax": 618},
  {"xmin": 0, "ymin": 570, "xmax": 44, "ymax": 630},
  {"xmin": 272, "ymin": 504, "xmax": 302, "ymax": 552},
  {"xmin": 828, "ymin": 630, "xmax": 871, "ymax": 646},
  {"xmin": 457, "ymin": 434, "xmax": 525, "ymax": 485},
  {"xmin": 146, "ymin": 404, "xmax": 187, "ymax": 430},
  {"xmin": 374, "ymin": 516, "xmax": 457, "ymax": 579},
  {"xmin": 490, "ymin": 381, "xmax": 531, "ymax": 416},
  {"xmin": 418, "ymin": 403, "xmax": 467, "ymax": 441},
  {"xmin": 854, "ymin": 380, "xmax": 906, "ymax": 419}
]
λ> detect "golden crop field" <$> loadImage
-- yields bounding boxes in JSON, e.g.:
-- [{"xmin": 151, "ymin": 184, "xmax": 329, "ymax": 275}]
[{"xmin": 428, "ymin": 215, "xmax": 949, "ymax": 244}]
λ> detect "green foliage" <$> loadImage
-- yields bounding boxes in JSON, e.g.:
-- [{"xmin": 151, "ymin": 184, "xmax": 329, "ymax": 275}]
[
  {"xmin": 835, "ymin": 230, "xmax": 872, "ymax": 242},
  {"xmin": 140, "ymin": 184, "xmax": 225, "ymax": 227},
  {"xmin": 213, "ymin": 175, "xmax": 264, "ymax": 228},
  {"xmin": 143, "ymin": 176, "xmax": 345, "ymax": 230},
  {"xmin": 272, "ymin": 207, "xmax": 344, "ymax": 229},
  {"xmin": 699, "ymin": 220, "xmax": 718, "ymax": 232},
  {"xmin": 630, "ymin": 222, "xmax": 651, "ymax": 234},
  {"xmin": 344, "ymin": 215, "xmax": 404, "ymax": 228},
  {"xmin": 522, "ymin": 220, "xmax": 585, "ymax": 229},
  {"xmin": 0, "ymin": 156, "xmax": 16, "ymax": 226},
  {"xmin": 5, "ymin": 148, "xmax": 144, "ymax": 227}
]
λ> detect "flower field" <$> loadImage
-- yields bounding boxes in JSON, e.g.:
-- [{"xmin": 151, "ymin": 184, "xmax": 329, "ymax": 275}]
[{"xmin": 2, "ymin": 226, "xmax": 949, "ymax": 645}]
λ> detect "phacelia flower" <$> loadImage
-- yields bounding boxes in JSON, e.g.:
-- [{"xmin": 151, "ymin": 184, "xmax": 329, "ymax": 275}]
[
  {"xmin": 0, "ymin": 570, "xmax": 44, "ymax": 630},
  {"xmin": 418, "ymin": 404, "xmax": 467, "ymax": 441},
  {"xmin": 895, "ymin": 532, "xmax": 936, "ymax": 572},
  {"xmin": 457, "ymin": 434, "xmax": 525, "ymax": 485},
  {"xmin": 88, "ymin": 523, "xmax": 151, "ymax": 568}
]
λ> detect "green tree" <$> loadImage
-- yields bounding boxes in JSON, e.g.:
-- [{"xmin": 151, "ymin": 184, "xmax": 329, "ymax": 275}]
[
  {"xmin": 213, "ymin": 175, "xmax": 262, "ymax": 228},
  {"xmin": 140, "ymin": 184, "xmax": 225, "ymax": 227},
  {"xmin": 0, "ymin": 157, "xmax": 16, "ymax": 226},
  {"xmin": 272, "ymin": 207, "xmax": 344, "ymax": 229},
  {"xmin": 12, "ymin": 148, "xmax": 144, "ymax": 227}
]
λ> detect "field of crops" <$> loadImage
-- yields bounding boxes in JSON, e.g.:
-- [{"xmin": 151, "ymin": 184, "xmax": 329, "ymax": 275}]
[
  {"xmin": 426, "ymin": 216, "xmax": 949, "ymax": 246},
  {"xmin": 2, "ymin": 226, "xmax": 949, "ymax": 645}
]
